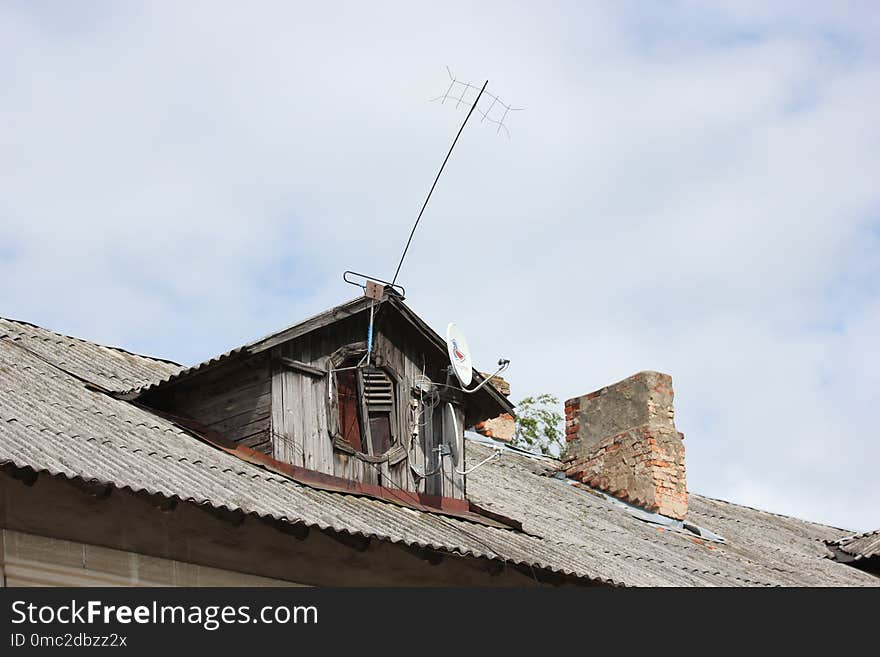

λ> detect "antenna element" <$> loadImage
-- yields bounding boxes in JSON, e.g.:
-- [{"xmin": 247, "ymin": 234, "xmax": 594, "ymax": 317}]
[{"xmin": 390, "ymin": 79, "xmax": 489, "ymax": 286}]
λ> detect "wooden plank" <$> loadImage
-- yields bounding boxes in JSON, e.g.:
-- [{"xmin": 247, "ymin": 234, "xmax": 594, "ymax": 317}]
[
  {"xmin": 239, "ymin": 432, "xmax": 272, "ymax": 449},
  {"xmin": 317, "ymin": 363, "xmax": 333, "ymax": 474},
  {"xmin": 170, "ymin": 361, "xmax": 269, "ymax": 401},
  {"xmin": 360, "ymin": 456, "xmax": 378, "ymax": 486},
  {"xmin": 214, "ymin": 419, "xmax": 270, "ymax": 446},
  {"xmin": 397, "ymin": 323, "xmax": 416, "ymax": 492},
  {"xmin": 248, "ymin": 297, "xmax": 372, "ymax": 355},
  {"xmin": 450, "ymin": 404, "xmax": 466, "ymax": 499},
  {"xmin": 273, "ymin": 346, "xmax": 302, "ymax": 466},
  {"xmin": 301, "ymin": 334, "xmax": 331, "ymax": 476},
  {"xmin": 379, "ymin": 460, "xmax": 392, "ymax": 490},
  {"xmin": 204, "ymin": 401, "xmax": 271, "ymax": 433},
  {"xmin": 388, "ymin": 460, "xmax": 406, "ymax": 491},
  {"xmin": 410, "ymin": 343, "xmax": 430, "ymax": 495},
  {"xmin": 270, "ymin": 354, "xmax": 285, "ymax": 462},
  {"xmin": 376, "ymin": 317, "xmax": 415, "ymax": 493},
  {"xmin": 183, "ymin": 396, "xmax": 270, "ymax": 430},
  {"xmin": 242, "ymin": 437, "xmax": 272, "ymax": 454},
  {"xmin": 350, "ymin": 456, "xmax": 363, "ymax": 483},
  {"xmin": 292, "ymin": 335, "xmax": 311, "ymax": 471},
  {"xmin": 285, "ymin": 341, "xmax": 306, "ymax": 468},
  {"xmin": 279, "ymin": 357, "xmax": 325, "ymax": 378},
  {"xmin": 411, "ymin": 402, "xmax": 426, "ymax": 494},
  {"xmin": 333, "ymin": 451, "xmax": 350, "ymax": 481},
  {"xmin": 173, "ymin": 379, "xmax": 271, "ymax": 421},
  {"xmin": 317, "ymin": 329, "xmax": 335, "ymax": 476},
  {"xmin": 273, "ymin": 344, "xmax": 295, "ymax": 466},
  {"xmin": 355, "ymin": 368, "xmax": 374, "ymax": 458}
]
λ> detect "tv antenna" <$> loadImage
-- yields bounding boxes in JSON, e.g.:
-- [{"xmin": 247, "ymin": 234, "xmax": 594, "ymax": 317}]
[
  {"xmin": 343, "ymin": 70, "xmax": 519, "ymax": 376},
  {"xmin": 430, "ymin": 66, "xmax": 522, "ymax": 139},
  {"xmin": 389, "ymin": 68, "xmax": 521, "ymax": 288}
]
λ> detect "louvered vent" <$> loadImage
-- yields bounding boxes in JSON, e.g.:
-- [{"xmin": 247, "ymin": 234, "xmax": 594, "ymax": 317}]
[{"xmin": 363, "ymin": 367, "xmax": 393, "ymax": 412}]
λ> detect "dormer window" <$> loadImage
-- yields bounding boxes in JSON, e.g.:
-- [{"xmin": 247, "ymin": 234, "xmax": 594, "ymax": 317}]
[
  {"xmin": 331, "ymin": 351, "xmax": 399, "ymax": 459},
  {"xmin": 362, "ymin": 366, "xmax": 395, "ymax": 455},
  {"xmin": 335, "ymin": 358, "xmax": 364, "ymax": 453}
]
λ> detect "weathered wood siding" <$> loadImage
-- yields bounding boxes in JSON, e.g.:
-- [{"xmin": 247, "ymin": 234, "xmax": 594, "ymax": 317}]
[
  {"xmin": 270, "ymin": 306, "xmax": 467, "ymax": 499},
  {"xmin": 270, "ymin": 315, "xmax": 376, "ymax": 484},
  {"xmin": 143, "ymin": 359, "xmax": 272, "ymax": 454},
  {"xmin": 373, "ymin": 310, "xmax": 466, "ymax": 499},
  {"xmin": 142, "ymin": 304, "xmax": 468, "ymax": 499}
]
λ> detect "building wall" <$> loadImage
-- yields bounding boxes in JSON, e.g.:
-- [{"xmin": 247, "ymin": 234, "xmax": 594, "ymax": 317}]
[
  {"xmin": 0, "ymin": 471, "xmax": 557, "ymax": 587},
  {"xmin": 0, "ymin": 529, "xmax": 300, "ymax": 587},
  {"xmin": 142, "ymin": 359, "xmax": 273, "ymax": 455}
]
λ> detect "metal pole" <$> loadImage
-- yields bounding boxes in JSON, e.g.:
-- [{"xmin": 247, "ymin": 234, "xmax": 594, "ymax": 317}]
[{"xmin": 391, "ymin": 79, "xmax": 489, "ymax": 286}]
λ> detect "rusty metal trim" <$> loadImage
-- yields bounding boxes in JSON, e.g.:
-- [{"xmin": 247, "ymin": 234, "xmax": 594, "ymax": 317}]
[{"xmin": 137, "ymin": 405, "xmax": 520, "ymax": 530}]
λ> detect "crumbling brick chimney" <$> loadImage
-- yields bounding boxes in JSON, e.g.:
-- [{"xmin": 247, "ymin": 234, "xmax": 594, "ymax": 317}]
[
  {"xmin": 474, "ymin": 374, "xmax": 515, "ymax": 442},
  {"xmin": 563, "ymin": 371, "xmax": 687, "ymax": 519}
]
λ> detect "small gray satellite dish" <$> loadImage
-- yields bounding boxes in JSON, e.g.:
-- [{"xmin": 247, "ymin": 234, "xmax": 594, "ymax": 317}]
[{"xmin": 445, "ymin": 323, "xmax": 473, "ymax": 387}]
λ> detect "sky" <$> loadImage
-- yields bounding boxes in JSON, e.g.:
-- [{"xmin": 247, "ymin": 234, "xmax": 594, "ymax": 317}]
[{"xmin": 2, "ymin": 1, "xmax": 878, "ymax": 531}]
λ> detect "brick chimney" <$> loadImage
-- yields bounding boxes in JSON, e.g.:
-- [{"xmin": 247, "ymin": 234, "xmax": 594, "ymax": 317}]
[
  {"xmin": 563, "ymin": 371, "xmax": 687, "ymax": 519},
  {"xmin": 474, "ymin": 374, "xmax": 515, "ymax": 442}
]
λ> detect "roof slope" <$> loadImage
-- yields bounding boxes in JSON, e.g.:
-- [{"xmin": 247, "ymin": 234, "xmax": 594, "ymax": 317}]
[
  {"xmin": 827, "ymin": 530, "xmax": 880, "ymax": 562},
  {"xmin": 0, "ymin": 319, "xmax": 876, "ymax": 586},
  {"xmin": 116, "ymin": 296, "xmax": 374, "ymax": 395},
  {"xmin": 0, "ymin": 335, "xmax": 601, "ymax": 583},
  {"xmin": 0, "ymin": 317, "xmax": 182, "ymax": 392},
  {"xmin": 465, "ymin": 443, "xmax": 876, "ymax": 586}
]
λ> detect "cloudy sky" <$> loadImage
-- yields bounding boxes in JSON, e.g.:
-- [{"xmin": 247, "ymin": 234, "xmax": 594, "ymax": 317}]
[{"xmin": 2, "ymin": 1, "xmax": 878, "ymax": 531}]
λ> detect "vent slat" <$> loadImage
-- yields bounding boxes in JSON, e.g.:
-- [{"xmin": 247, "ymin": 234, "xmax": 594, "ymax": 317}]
[{"xmin": 363, "ymin": 367, "xmax": 394, "ymax": 412}]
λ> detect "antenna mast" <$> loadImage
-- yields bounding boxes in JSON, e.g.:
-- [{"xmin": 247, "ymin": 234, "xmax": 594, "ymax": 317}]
[{"xmin": 390, "ymin": 79, "xmax": 489, "ymax": 286}]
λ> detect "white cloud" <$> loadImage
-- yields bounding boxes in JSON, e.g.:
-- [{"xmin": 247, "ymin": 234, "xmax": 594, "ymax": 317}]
[{"xmin": 1, "ymin": 1, "xmax": 878, "ymax": 530}]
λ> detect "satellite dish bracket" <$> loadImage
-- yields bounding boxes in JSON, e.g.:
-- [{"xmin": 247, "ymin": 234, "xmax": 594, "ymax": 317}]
[
  {"xmin": 457, "ymin": 359, "xmax": 510, "ymax": 395},
  {"xmin": 445, "ymin": 323, "xmax": 510, "ymax": 394}
]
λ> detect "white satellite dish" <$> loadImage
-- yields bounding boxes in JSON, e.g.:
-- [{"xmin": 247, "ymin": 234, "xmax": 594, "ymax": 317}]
[{"xmin": 446, "ymin": 323, "xmax": 473, "ymax": 387}]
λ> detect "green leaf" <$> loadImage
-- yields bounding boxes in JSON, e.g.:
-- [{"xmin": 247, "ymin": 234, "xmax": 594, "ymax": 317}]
[{"xmin": 511, "ymin": 393, "xmax": 564, "ymax": 457}]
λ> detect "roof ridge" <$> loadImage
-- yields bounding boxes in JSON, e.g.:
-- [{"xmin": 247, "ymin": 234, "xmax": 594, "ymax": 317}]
[
  {"xmin": 688, "ymin": 492, "xmax": 853, "ymax": 534},
  {"xmin": 113, "ymin": 295, "xmax": 371, "ymax": 396},
  {"xmin": 830, "ymin": 528, "xmax": 880, "ymax": 544},
  {"xmin": 0, "ymin": 316, "xmax": 181, "ymax": 367}
]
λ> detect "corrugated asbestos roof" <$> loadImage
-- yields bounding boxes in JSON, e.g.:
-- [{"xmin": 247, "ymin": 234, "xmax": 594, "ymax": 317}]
[
  {"xmin": 465, "ymin": 444, "xmax": 877, "ymax": 586},
  {"xmin": 0, "ymin": 333, "xmax": 602, "ymax": 583},
  {"xmin": 0, "ymin": 318, "xmax": 876, "ymax": 586},
  {"xmin": 827, "ymin": 530, "xmax": 880, "ymax": 561},
  {"xmin": 0, "ymin": 318, "xmax": 182, "ymax": 392},
  {"xmin": 112, "ymin": 297, "xmax": 374, "ymax": 396}
]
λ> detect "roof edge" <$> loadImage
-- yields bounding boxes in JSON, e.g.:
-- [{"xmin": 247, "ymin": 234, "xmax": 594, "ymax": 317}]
[{"xmin": 0, "ymin": 316, "xmax": 182, "ymax": 367}]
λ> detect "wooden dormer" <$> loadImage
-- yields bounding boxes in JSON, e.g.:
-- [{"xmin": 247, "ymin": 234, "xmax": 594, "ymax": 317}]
[{"xmin": 134, "ymin": 293, "xmax": 512, "ymax": 503}]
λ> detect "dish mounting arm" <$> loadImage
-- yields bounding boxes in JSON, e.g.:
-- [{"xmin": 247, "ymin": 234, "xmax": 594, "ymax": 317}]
[{"xmin": 455, "ymin": 358, "xmax": 510, "ymax": 394}]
